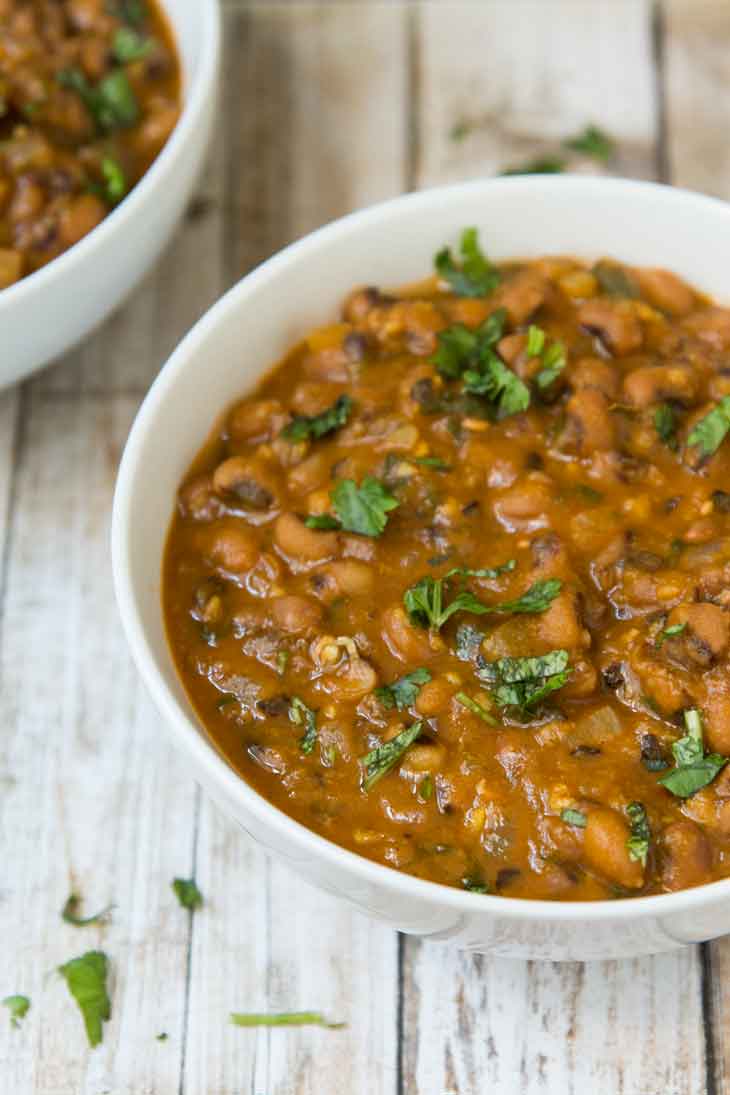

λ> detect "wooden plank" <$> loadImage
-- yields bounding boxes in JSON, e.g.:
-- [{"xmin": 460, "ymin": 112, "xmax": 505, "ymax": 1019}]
[
  {"xmin": 415, "ymin": 0, "xmax": 657, "ymax": 187},
  {"xmin": 663, "ymin": 4, "xmax": 730, "ymax": 1090},
  {"xmin": 0, "ymin": 392, "xmax": 196, "ymax": 1094},
  {"xmin": 401, "ymin": 3, "xmax": 709, "ymax": 1092},
  {"xmin": 183, "ymin": 5, "xmax": 407, "ymax": 1093},
  {"xmin": 0, "ymin": 387, "xmax": 20, "ymax": 570},
  {"xmin": 402, "ymin": 946, "xmax": 706, "ymax": 1094}
]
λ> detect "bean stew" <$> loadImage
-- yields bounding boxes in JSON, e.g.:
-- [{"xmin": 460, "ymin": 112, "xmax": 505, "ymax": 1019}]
[
  {"xmin": 163, "ymin": 230, "xmax": 730, "ymax": 901},
  {"xmin": 0, "ymin": 0, "xmax": 180, "ymax": 287}
]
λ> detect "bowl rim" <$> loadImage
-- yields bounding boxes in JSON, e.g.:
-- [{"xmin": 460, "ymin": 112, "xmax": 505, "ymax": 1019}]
[
  {"xmin": 113, "ymin": 174, "xmax": 730, "ymax": 923},
  {"xmin": 0, "ymin": 0, "xmax": 221, "ymax": 310}
]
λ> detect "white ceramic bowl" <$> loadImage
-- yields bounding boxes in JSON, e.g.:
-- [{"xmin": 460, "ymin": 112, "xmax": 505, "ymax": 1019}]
[
  {"xmin": 0, "ymin": 0, "xmax": 220, "ymax": 389},
  {"xmin": 112, "ymin": 176, "xmax": 730, "ymax": 960}
]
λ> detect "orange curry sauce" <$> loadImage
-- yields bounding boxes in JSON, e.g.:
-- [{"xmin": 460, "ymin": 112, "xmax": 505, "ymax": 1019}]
[{"xmin": 163, "ymin": 234, "xmax": 730, "ymax": 901}]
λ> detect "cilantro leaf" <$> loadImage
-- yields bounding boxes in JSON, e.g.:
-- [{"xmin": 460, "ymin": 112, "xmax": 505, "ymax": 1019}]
[
  {"xmin": 413, "ymin": 455, "xmax": 451, "ymax": 471},
  {"xmin": 304, "ymin": 514, "xmax": 341, "ymax": 530},
  {"xmin": 462, "ymin": 354, "xmax": 530, "ymax": 418},
  {"xmin": 445, "ymin": 559, "xmax": 516, "ymax": 581},
  {"xmin": 654, "ymin": 403, "xmax": 678, "ymax": 450},
  {"xmin": 2, "ymin": 995, "xmax": 30, "ymax": 1028},
  {"xmin": 560, "ymin": 807, "xmax": 587, "ymax": 828},
  {"xmin": 656, "ymin": 621, "xmax": 686, "ymax": 648},
  {"xmin": 375, "ymin": 668, "xmax": 432, "ymax": 711},
  {"xmin": 563, "ymin": 124, "xmax": 614, "ymax": 161},
  {"xmin": 658, "ymin": 708, "xmax": 727, "ymax": 798},
  {"xmin": 687, "ymin": 396, "xmax": 730, "ymax": 458},
  {"xmin": 361, "ymin": 721, "xmax": 423, "ymax": 791},
  {"xmin": 434, "ymin": 227, "xmax": 500, "ymax": 297},
  {"xmin": 489, "ymin": 578, "xmax": 562, "ymax": 615},
  {"xmin": 476, "ymin": 650, "xmax": 571, "ymax": 712},
  {"xmin": 331, "ymin": 476, "xmax": 398, "ymax": 537},
  {"xmin": 592, "ymin": 260, "xmax": 639, "ymax": 299},
  {"xmin": 626, "ymin": 801, "xmax": 650, "ymax": 867},
  {"xmin": 462, "ymin": 876, "xmax": 490, "ymax": 893},
  {"xmin": 231, "ymin": 1011, "xmax": 345, "ymax": 1029},
  {"xmin": 57, "ymin": 66, "xmax": 139, "ymax": 132},
  {"xmin": 172, "ymin": 878, "xmax": 204, "ymax": 910},
  {"xmin": 100, "ymin": 156, "xmax": 126, "ymax": 204},
  {"xmin": 455, "ymin": 623, "xmax": 485, "ymax": 662},
  {"xmin": 455, "ymin": 691, "xmax": 497, "ymax": 725},
  {"xmin": 113, "ymin": 26, "xmax": 153, "ymax": 63},
  {"xmin": 281, "ymin": 394, "xmax": 353, "ymax": 442},
  {"xmin": 403, "ymin": 562, "xmax": 523, "ymax": 632},
  {"xmin": 525, "ymin": 325, "xmax": 566, "ymax": 389},
  {"xmin": 431, "ymin": 309, "xmax": 507, "ymax": 379},
  {"xmin": 62, "ymin": 893, "xmax": 113, "ymax": 927},
  {"xmin": 288, "ymin": 696, "xmax": 318, "ymax": 754},
  {"xmin": 58, "ymin": 951, "xmax": 111, "ymax": 1048},
  {"xmin": 500, "ymin": 157, "xmax": 566, "ymax": 176}
]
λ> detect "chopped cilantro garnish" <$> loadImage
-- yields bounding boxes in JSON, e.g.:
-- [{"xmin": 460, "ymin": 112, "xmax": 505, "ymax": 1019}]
[
  {"xmin": 101, "ymin": 156, "xmax": 126, "ymax": 204},
  {"xmin": 434, "ymin": 227, "xmax": 500, "ymax": 297},
  {"xmin": 62, "ymin": 893, "xmax": 113, "ymax": 927},
  {"xmin": 413, "ymin": 455, "xmax": 451, "ymax": 471},
  {"xmin": 57, "ymin": 66, "xmax": 139, "ymax": 132},
  {"xmin": 560, "ymin": 807, "xmax": 587, "ymax": 828},
  {"xmin": 361, "ymin": 721, "xmax": 423, "ymax": 791},
  {"xmin": 654, "ymin": 404, "xmax": 678, "ymax": 450},
  {"xmin": 489, "ymin": 578, "xmax": 562, "ymax": 615},
  {"xmin": 418, "ymin": 774, "xmax": 434, "ymax": 801},
  {"xmin": 113, "ymin": 26, "xmax": 153, "ymax": 63},
  {"xmin": 658, "ymin": 708, "xmax": 727, "ymax": 798},
  {"xmin": 446, "ymin": 560, "xmax": 516, "ymax": 581},
  {"xmin": 462, "ymin": 876, "xmax": 490, "ymax": 893},
  {"xmin": 114, "ymin": 0, "xmax": 147, "ymax": 26},
  {"xmin": 157, "ymin": 1032, "xmax": 168, "ymax": 1041},
  {"xmin": 431, "ymin": 309, "xmax": 506, "ymax": 379},
  {"xmin": 455, "ymin": 623, "xmax": 485, "ymax": 662},
  {"xmin": 281, "ymin": 394, "xmax": 353, "ymax": 442},
  {"xmin": 563, "ymin": 124, "xmax": 614, "ymax": 161},
  {"xmin": 626, "ymin": 801, "xmax": 650, "ymax": 867},
  {"xmin": 58, "ymin": 951, "xmax": 111, "ymax": 1048},
  {"xmin": 289, "ymin": 696, "xmax": 318, "ymax": 754},
  {"xmin": 172, "ymin": 878, "xmax": 204, "ymax": 910},
  {"xmin": 687, "ymin": 396, "xmax": 730, "ymax": 458},
  {"xmin": 592, "ymin": 261, "xmax": 639, "ymax": 299},
  {"xmin": 455, "ymin": 691, "xmax": 497, "ymax": 725},
  {"xmin": 375, "ymin": 668, "xmax": 432, "ymax": 711},
  {"xmin": 525, "ymin": 325, "xmax": 566, "ymax": 389},
  {"xmin": 462, "ymin": 352, "xmax": 531, "ymax": 418},
  {"xmin": 476, "ymin": 650, "xmax": 571, "ymax": 713},
  {"xmin": 500, "ymin": 156, "xmax": 566, "ymax": 176},
  {"xmin": 331, "ymin": 476, "xmax": 398, "ymax": 537},
  {"xmin": 656, "ymin": 621, "xmax": 686, "ymax": 648},
  {"xmin": 304, "ymin": 514, "xmax": 341, "ymax": 530},
  {"xmin": 276, "ymin": 649, "xmax": 290, "ymax": 676},
  {"xmin": 231, "ymin": 1011, "xmax": 345, "ymax": 1029},
  {"xmin": 2, "ymin": 995, "xmax": 30, "ymax": 1028}
]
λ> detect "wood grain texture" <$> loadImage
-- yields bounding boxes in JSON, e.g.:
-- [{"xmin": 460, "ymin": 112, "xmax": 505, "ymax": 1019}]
[
  {"xmin": 414, "ymin": 0, "xmax": 658, "ymax": 188},
  {"xmin": 0, "ymin": 392, "xmax": 197, "ymax": 1094},
  {"xmin": 182, "ymin": 6, "xmax": 407, "ymax": 1093},
  {"xmin": 663, "ymin": 4, "xmax": 730, "ymax": 1091}
]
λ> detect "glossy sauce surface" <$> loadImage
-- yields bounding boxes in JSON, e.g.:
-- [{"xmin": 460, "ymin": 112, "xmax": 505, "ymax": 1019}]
[
  {"xmin": 164, "ymin": 240, "xmax": 730, "ymax": 901},
  {"xmin": 0, "ymin": 0, "xmax": 180, "ymax": 286}
]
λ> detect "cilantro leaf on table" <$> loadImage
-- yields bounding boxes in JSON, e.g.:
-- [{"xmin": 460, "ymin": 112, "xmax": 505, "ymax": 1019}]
[
  {"xmin": 62, "ymin": 894, "xmax": 113, "ymax": 927},
  {"xmin": 2, "ymin": 995, "xmax": 30, "ymax": 1029},
  {"xmin": 172, "ymin": 878, "xmax": 204, "ymax": 910},
  {"xmin": 658, "ymin": 708, "xmax": 727, "ymax": 798},
  {"xmin": 434, "ymin": 227, "xmax": 500, "ymax": 297},
  {"xmin": 360, "ymin": 722, "xmax": 423, "ymax": 791},
  {"xmin": 375, "ymin": 668, "xmax": 432, "ymax": 711},
  {"xmin": 281, "ymin": 394, "xmax": 353, "ymax": 442},
  {"xmin": 563, "ymin": 124, "xmax": 615, "ymax": 161},
  {"xmin": 58, "ymin": 951, "xmax": 111, "ymax": 1048},
  {"xmin": 476, "ymin": 650, "xmax": 571, "ymax": 713},
  {"xmin": 231, "ymin": 1011, "xmax": 345, "ymax": 1029}
]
